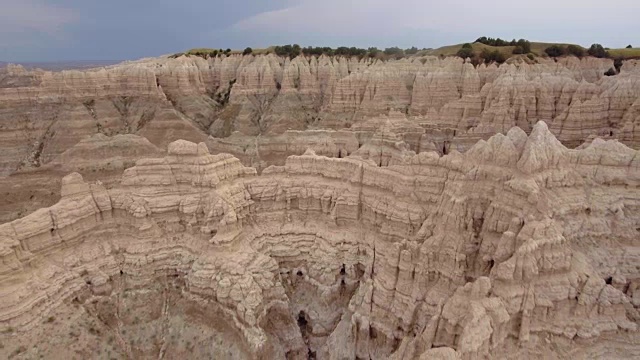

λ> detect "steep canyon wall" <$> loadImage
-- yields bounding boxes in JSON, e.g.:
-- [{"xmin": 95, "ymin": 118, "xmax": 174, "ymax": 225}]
[{"xmin": 0, "ymin": 124, "xmax": 639, "ymax": 358}]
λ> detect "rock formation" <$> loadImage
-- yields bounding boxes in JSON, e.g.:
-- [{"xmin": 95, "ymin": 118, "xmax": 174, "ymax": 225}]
[
  {"xmin": 1, "ymin": 122, "xmax": 639, "ymax": 359},
  {"xmin": 0, "ymin": 133, "xmax": 163, "ymax": 224},
  {"xmin": 2, "ymin": 53, "xmax": 638, "ymax": 225},
  {"xmin": 1, "ymin": 55, "xmax": 639, "ymax": 177}
]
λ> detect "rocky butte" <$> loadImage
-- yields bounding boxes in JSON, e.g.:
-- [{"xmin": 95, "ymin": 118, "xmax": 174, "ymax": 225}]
[{"xmin": 0, "ymin": 52, "xmax": 639, "ymax": 359}]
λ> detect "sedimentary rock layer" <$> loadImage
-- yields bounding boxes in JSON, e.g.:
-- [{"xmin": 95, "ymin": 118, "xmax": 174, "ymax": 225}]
[
  {"xmin": 1, "ymin": 54, "xmax": 639, "ymax": 179},
  {"xmin": 1, "ymin": 122, "xmax": 638, "ymax": 359}
]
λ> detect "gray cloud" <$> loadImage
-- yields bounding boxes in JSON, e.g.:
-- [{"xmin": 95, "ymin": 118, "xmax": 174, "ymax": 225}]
[
  {"xmin": 1, "ymin": 0, "xmax": 638, "ymax": 62},
  {"xmin": 233, "ymin": 0, "xmax": 640, "ymax": 48},
  {"xmin": 0, "ymin": 0, "xmax": 77, "ymax": 45}
]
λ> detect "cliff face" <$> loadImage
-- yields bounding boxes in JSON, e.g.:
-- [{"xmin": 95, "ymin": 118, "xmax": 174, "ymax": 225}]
[
  {"xmin": 1, "ymin": 53, "xmax": 640, "ymax": 358},
  {"xmin": 1, "ymin": 54, "xmax": 639, "ymax": 178},
  {"xmin": 1, "ymin": 123, "xmax": 639, "ymax": 359}
]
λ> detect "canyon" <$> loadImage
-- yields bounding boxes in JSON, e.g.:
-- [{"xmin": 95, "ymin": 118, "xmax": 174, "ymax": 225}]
[{"xmin": 0, "ymin": 53, "xmax": 639, "ymax": 359}]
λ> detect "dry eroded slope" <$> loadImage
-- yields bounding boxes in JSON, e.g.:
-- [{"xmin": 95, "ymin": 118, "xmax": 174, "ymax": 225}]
[{"xmin": 0, "ymin": 122, "xmax": 639, "ymax": 359}]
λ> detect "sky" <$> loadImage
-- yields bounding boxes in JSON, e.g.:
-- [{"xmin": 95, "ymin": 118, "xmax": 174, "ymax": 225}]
[{"xmin": 1, "ymin": 0, "xmax": 638, "ymax": 62}]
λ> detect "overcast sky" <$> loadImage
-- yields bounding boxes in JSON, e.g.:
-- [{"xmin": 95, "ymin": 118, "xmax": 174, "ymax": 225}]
[{"xmin": 1, "ymin": 0, "xmax": 638, "ymax": 62}]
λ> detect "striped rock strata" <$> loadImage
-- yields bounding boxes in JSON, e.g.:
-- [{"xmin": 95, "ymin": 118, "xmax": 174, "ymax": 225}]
[
  {"xmin": 0, "ymin": 121, "xmax": 638, "ymax": 359},
  {"xmin": 2, "ymin": 55, "xmax": 640, "ymax": 179}
]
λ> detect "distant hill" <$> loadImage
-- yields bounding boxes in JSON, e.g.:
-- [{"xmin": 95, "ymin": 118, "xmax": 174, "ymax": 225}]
[
  {"xmin": 426, "ymin": 41, "xmax": 640, "ymax": 60},
  {"xmin": 0, "ymin": 60, "xmax": 122, "ymax": 71},
  {"xmin": 172, "ymin": 41, "xmax": 640, "ymax": 64},
  {"xmin": 426, "ymin": 41, "xmax": 577, "ymax": 57},
  {"xmin": 608, "ymin": 47, "xmax": 640, "ymax": 59}
]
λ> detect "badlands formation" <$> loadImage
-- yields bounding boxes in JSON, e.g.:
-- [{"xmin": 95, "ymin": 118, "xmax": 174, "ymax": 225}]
[{"xmin": 0, "ymin": 53, "xmax": 639, "ymax": 359}]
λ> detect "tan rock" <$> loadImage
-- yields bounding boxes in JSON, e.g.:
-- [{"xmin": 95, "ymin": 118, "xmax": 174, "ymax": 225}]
[
  {"xmin": 2, "ymin": 55, "xmax": 639, "ymax": 180},
  {"xmin": 0, "ymin": 122, "xmax": 638, "ymax": 358}
]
